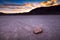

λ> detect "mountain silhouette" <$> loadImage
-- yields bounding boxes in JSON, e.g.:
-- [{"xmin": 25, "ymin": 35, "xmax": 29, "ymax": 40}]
[{"xmin": 29, "ymin": 5, "xmax": 60, "ymax": 15}]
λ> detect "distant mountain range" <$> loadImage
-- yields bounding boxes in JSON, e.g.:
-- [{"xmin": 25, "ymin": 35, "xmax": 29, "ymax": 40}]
[{"xmin": 0, "ymin": 5, "xmax": 60, "ymax": 15}]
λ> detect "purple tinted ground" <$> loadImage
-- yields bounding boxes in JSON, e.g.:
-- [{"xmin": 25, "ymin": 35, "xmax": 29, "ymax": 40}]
[{"xmin": 0, "ymin": 15, "xmax": 60, "ymax": 40}]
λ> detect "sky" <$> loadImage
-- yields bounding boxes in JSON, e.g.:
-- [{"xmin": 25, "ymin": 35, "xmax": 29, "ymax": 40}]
[
  {"xmin": 0, "ymin": 0, "xmax": 60, "ymax": 13},
  {"xmin": 0, "ymin": 0, "xmax": 47, "ymax": 4}
]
